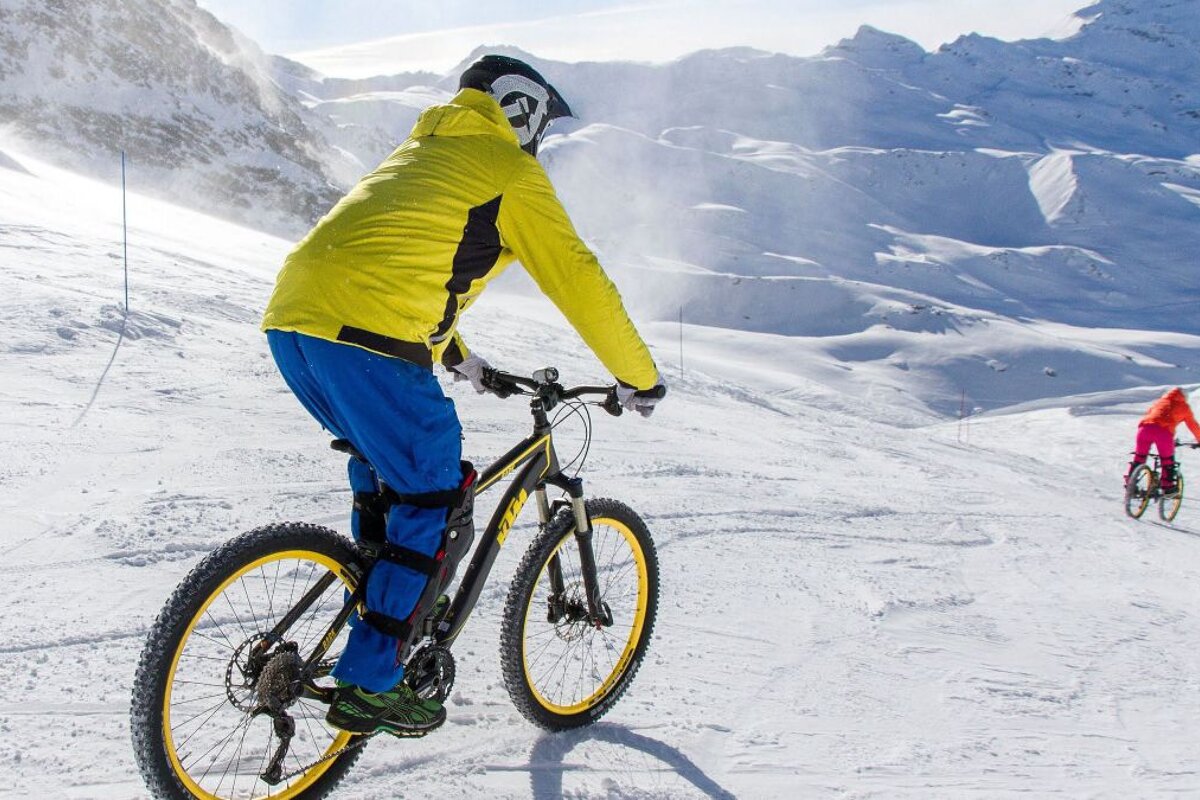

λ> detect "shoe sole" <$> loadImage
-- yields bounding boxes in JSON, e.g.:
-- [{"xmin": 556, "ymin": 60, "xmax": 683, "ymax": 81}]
[{"xmin": 326, "ymin": 710, "xmax": 446, "ymax": 738}]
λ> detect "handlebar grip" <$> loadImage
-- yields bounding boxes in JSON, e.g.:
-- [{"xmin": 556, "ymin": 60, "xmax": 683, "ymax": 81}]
[
  {"xmin": 480, "ymin": 368, "xmax": 513, "ymax": 399},
  {"xmin": 637, "ymin": 384, "xmax": 668, "ymax": 399}
]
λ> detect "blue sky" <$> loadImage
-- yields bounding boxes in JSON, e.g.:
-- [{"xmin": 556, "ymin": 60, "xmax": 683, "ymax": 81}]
[{"xmin": 197, "ymin": 0, "xmax": 1088, "ymax": 77}]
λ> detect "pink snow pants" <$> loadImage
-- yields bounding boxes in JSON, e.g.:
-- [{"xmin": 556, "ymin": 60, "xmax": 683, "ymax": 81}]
[{"xmin": 1133, "ymin": 422, "xmax": 1175, "ymax": 465}]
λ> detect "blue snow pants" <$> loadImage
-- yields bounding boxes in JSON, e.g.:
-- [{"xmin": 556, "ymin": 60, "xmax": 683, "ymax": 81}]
[{"xmin": 266, "ymin": 329, "xmax": 462, "ymax": 692}]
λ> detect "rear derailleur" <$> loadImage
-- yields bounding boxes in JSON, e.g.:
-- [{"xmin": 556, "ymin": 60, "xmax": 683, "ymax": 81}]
[{"xmin": 228, "ymin": 634, "xmax": 307, "ymax": 786}]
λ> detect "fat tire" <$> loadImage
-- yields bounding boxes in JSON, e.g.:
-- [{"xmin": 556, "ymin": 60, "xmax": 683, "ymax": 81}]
[
  {"xmin": 130, "ymin": 523, "xmax": 366, "ymax": 800},
  {"xmin": 1160, "ymin": 472, "xmax": 1185, "ymax": 522},
  {"xmin": 499, "ymin": 498, "xmax": 658, "ymax": 730},
  {"xmin": 1125, "ymin": 464, "xmax": 1153, "ymax": 520}
]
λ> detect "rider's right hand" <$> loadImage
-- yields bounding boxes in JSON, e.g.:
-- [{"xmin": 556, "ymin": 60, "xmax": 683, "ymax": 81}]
[
  {"xmin": 616, "ymin": 379, "xmax": 668, "ymax": 418},
  {"xmin": 450, "ymin": 354, "xmax": 492, "ymax": 394}
]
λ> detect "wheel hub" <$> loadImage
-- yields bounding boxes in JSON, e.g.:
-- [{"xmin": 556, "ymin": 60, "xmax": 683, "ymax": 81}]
[{"xmin": 225, "ymin": 634, "xmax": 302, "ymax": 713}]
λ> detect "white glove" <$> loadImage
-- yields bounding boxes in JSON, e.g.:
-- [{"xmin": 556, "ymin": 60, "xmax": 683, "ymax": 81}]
[
  {"xmin": 451, "ymin": 354, "xmax": 491, "ymax": 394},
  {"xmin": 616, "ymin": 379, "xmax": 667, "ymax": 418}
]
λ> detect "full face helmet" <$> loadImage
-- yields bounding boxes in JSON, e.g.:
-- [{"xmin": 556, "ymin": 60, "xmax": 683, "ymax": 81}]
[{"xmin": 459, "ymin": 54, "xmax": 573, "ymax": 156}]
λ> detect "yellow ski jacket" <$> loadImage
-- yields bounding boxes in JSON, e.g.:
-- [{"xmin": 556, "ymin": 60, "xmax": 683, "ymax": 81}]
[{"xmin": 262, "ymin": 88, "xmax": 658, "ymax": 390}]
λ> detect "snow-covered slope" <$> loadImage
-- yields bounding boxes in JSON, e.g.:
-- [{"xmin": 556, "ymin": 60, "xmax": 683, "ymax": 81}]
[{"xmin": 3, "ymin": 144, "xmax": 1200, "ymax": 799}]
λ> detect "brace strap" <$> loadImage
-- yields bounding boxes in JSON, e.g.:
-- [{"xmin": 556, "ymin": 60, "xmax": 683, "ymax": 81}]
[
  {"xmin": 382, "ymin": 484, "xmax": 468, "ymax": 510},
  {"xmin": 361, "ymin": 610, "xmax": 413, "ymax": 640},
  {"xmin": 374, "ymin": 542, "xmax": 444, "ymax": 577}
]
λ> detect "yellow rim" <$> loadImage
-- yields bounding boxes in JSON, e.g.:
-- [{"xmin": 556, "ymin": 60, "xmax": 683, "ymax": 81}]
[
  {"xmin": 1128, "ymin": 467, "xmax": 1151, "ymax": 517},
  {"xmin": 163, "ymin": 549, "xmax": 357, "ymax": 800},
  {"xmin": 1162, "ymin": 476, "xmax": 1184, "ymax": 520},
  {"xmin": 522, "ymin": 517, "xmax": 649, "ymax": 715}
]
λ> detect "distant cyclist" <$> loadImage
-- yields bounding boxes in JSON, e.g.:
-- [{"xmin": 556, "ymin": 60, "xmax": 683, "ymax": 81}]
[
  {"xmin": 1125, "ymin": 387, "xmax": 1200, "ymax": 496},
  {"xmin": 261, "ymin": 55, "xmax": 666, "ymax": 736}
]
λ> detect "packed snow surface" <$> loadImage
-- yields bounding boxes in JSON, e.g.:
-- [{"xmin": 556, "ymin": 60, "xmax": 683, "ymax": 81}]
[
  {"xmin": 1, "ymin": 143, "xmax": 1198, "ymax": 799},
  {"xmin": 2, "ymin": 0, "xmax": 1200, "ymax": 796}
]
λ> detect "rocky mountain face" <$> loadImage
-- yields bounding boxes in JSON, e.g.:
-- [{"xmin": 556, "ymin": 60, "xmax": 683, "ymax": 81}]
[{"xmin": 0, "ymin": 0, "xmax": 391, "ymax": 235}]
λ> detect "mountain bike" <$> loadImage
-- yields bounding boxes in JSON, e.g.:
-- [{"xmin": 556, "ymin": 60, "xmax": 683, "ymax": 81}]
[
  {"xmin": 1124, "ymin": 441, "xmax": 1199, "ymax": 522},
  {"xmin": 130, "ymin": 367, "xmax": 663, "ymax": 800}
]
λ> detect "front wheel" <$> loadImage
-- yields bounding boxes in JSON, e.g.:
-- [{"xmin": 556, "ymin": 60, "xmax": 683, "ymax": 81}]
[
  {"xmin": 1160, "ymin": 472, "xmax": 1185, "ymax": 522},
  {"xmin": 1125, "ymin": 464, "xmax": 1154, "ymax": 519},
  {"xmin": 500, "ymin": 498, "xmax": 659, "ymax": 730},
  {"xmin": 130, "ymin": 523, "xmax": 366, "ymax": 800}
]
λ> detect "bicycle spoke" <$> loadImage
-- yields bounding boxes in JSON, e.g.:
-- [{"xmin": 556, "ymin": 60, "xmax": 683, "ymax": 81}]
[
  {"xmin": 195, "ymin": 614, "xmax": 239, "ymax": 654},
  {"xmin": 187, "ymin": 710, "xmax": 253, "ymax": 778},
  {"xmin": 170, "ymin": 689, "xmax": 230, "ymax": 708},
  {"xmin": 173, "ymin": 696, "xmax": 237, "ymax": 744},
  {"xmin": 217, "ymin": 707, "xmax": 257, "ymax": 799}
]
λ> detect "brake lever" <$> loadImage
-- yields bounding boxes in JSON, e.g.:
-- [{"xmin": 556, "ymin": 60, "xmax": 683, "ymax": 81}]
[
  {"xmin": 480, "ymin": 368, "xmax": 513, "ymax": 399},
  {"xmin": 602, "ymin": 389, "xmax": 623, "ymax": 417}
]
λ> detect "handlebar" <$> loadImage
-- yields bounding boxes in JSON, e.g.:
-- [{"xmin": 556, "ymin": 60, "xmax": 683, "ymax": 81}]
[{"xmin": 481, "ymin": 367, "xmax": 660, "ymax": 417}]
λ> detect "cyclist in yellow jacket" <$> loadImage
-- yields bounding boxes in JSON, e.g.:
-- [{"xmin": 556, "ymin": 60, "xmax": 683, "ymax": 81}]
[{"xmin": 262, "ymin": 55, "xmax": 665, "ymax": 736}]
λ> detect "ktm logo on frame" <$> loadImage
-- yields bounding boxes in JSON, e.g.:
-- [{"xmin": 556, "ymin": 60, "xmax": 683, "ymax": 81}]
[{"xmin": 496, "ymin": 489, "xmax": 529, "ymax": 547}]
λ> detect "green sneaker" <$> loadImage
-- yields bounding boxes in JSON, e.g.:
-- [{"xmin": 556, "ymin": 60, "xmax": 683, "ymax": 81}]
[{"xmin": 325, "ymin": 680, "xmax": 446, "ymax": 736}]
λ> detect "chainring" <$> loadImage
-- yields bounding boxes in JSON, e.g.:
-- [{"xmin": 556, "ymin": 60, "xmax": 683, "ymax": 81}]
[{"xmin": 406, "ymin": 645, "xmax": 456, "ymax": 703}]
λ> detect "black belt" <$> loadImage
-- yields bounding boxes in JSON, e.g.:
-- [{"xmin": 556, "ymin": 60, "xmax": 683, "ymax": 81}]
[{"xmin": 336, "ymin": 326, "xmax": 433, "ymax": 370}]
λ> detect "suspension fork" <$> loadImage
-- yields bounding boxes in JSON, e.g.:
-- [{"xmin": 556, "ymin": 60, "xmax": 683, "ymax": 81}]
[
  {"xmin": 535, "ymin": 487, "xmax": 566, "ymax": 604},
  {"xmin": 543, "ymin": 477, "xmax": 612, "ymax": 627}
]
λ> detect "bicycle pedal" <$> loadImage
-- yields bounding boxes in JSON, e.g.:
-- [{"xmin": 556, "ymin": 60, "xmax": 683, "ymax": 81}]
[{"xmin": 384, "ymin": 724, "xmax": 440, "ymax": 739}]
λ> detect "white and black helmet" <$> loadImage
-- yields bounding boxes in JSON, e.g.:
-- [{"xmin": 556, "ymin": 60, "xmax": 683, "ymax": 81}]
[{"xmin": 459, "ymin": 55, "xmax": 573, "ymax": 156}]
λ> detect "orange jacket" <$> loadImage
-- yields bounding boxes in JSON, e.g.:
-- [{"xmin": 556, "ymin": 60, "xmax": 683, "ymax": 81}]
[{"xmin": 1140, "ymin": 388, "xmax": 1200, "ymax": 441}]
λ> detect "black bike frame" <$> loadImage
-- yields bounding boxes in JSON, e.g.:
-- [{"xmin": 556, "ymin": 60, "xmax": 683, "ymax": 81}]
[
  {"xmin": 299, "ymin": 387, "xmax": 605, "ymax": 675},
  {"xmin": 439, "ymin": 392, "xmax": 605, "ymax": 646}
]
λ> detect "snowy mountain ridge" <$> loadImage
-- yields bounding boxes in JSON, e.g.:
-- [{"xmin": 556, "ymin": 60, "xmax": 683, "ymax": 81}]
[
  {"xmin": 2, "ymin": 0, "xmax": 1199, "ymax": 416},
  {"xmin": 283, "ymin": 1, "xmax": 1200, "ymax": 413}
]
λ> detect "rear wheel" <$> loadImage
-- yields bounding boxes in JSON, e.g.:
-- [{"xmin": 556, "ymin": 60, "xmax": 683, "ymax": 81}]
[
  {"xmin": 1125, "ymin": 464, "xmax": 1153, "ymax": 519},
  {"xmin": 500, "ymin": 498, "xmax": 658, "ymax": 730},
  {"xmin": 1160, "ymin": 472, "xmax": 1184, "ymax": 522},
  {"xmin": 131, "ymin": 523, "xmax": 366, "ymax": 799}
]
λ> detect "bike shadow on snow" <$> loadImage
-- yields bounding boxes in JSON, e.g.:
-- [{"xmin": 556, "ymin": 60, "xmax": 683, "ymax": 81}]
[
  {"xmin": 1145, "ymin": 519, "xmax": 1200, "ymax": 538},
  {"xmin": 526, "ymin": 721, "xmax": 738, "ymax": 799}
]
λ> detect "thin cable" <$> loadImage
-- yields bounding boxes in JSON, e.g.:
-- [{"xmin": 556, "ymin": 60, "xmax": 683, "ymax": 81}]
[{"xmin": 550, "ymin": 399, "xmax": 593, "ymax": 482}]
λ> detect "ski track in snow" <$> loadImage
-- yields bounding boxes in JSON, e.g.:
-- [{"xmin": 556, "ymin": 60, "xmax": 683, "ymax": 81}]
[{"xmin": 2, "ymin": 161, "xmax": 1200, "ymax": 798}]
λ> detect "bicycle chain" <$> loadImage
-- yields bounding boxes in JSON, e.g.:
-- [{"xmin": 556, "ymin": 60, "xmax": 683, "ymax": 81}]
[
  {"xmin": 273, "ymin": 721, "xmax": 438, "ymax": 783},
  {"xmin": 274, "ymin": 731, "xmax": 380, "ymax": 783}
]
